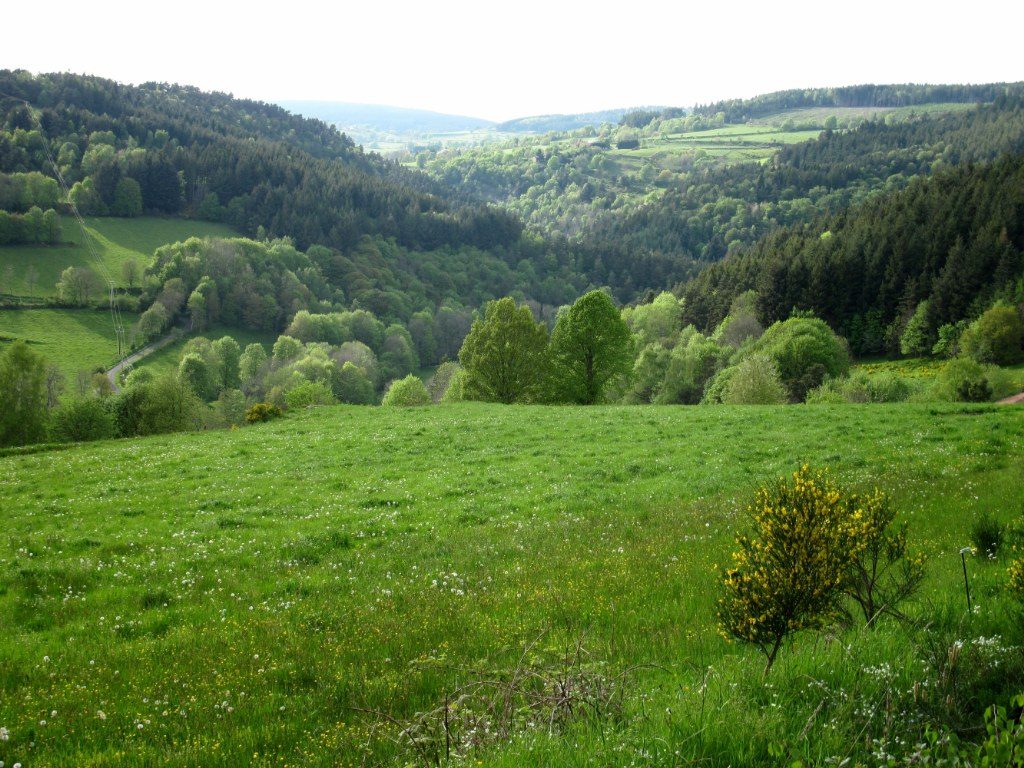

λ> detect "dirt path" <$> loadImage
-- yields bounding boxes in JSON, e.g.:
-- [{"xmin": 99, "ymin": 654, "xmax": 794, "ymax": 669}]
[
  {"xmin": 997, "ymin": 391, "xmax": 1024, "ymax": 404},
  {"xmin": 105, "ymin": 329, "xmax": 183, "ymax": 391}
]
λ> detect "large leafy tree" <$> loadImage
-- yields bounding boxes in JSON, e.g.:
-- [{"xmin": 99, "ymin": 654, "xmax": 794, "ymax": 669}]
[
  {"xmin": 0, "ymin": 340, "xmax": 49, "ymax": 446},
  {"xmin": 458, "ymin": 297, "xmax": 549, "ymax": 404},
  {"xmin": 549, "ymin": 290, "xmax": 633, "ymax": 404}
]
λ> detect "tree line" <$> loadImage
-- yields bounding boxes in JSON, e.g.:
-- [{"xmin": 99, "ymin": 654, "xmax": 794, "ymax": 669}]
[{"xmin": 677, "ymin": 153, "xmax": 1024, "ymax": 357}]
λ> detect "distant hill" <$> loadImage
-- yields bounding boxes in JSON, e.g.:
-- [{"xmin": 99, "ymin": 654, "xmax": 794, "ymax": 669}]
[
  {"xmin": 694, "ymin": 82, "xmax": 1024, "ymax": 122},
  {"xmin": 276, "ymin": 100, "xmax": 495, "ymax": 135},
  {"xmin": 497, "ymin": 109, "xmax": 635, "ymax": 133}
]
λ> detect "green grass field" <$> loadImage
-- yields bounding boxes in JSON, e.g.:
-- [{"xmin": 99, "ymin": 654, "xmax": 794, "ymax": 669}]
[
  {"xmin": 0, "ymin": 307, "xmax": 139, "ymax": 381},
  {"xmin": 0, "ymin": 216, "xmax": 238, "ymax": 300},
  {"xmin": 2, "ymin": 403, "xmax": 1022, "ymax": 766}
]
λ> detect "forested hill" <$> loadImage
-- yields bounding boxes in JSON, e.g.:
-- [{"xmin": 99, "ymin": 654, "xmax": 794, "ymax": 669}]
[
  {"xmin": 694, "ymin": 82, "xmax": 1023, "ymax": 122},
  {"xmin": 677, "ymin": 153, "xmax": 1024, "ymax": 356},
  {"xmin": 596, "ymin": 93, "xmax": 1024, "ymax": 263},
  {"xmin": 0, "ymin": 70, "xmax": 522, "ymax": 254}
]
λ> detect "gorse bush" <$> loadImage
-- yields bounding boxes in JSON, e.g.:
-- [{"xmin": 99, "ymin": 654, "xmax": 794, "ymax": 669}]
[
  {"xmin": 718, "ymin": 466, "xmax": 865, "ymax": 672},
  {"xmin": 842, "ymin": 488, "xmax": 925, "ymax": 625},
  {"xmin": 245, "ymin": 402, "xmax": 282, "ymax": 423},
  {"xmin": 719, "ymin": 466, "xmax": 920, "ymax": 672}
]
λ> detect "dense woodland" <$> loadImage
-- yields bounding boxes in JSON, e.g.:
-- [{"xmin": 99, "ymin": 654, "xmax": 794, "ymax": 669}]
[
  {"xmin": 422, "ymin": 92, "xmax": 1024, "ymax": 291},
  {"xmin": 0, "ymin": 70, "xmax": 589, "ymax": 310},
  {"xmin": 677, "ymin": 154, "xmax": 1024, "ymax": 355}
]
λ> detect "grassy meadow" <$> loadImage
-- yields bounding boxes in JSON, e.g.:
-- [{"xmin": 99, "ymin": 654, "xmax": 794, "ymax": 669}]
[
  {"xmin": 0, "ymin": 307, "xmax": 139, "ymax": 381},
  {"xmin": 2, "ymin": 403, "xmax": 1023, "ymax": 766},
  {"xmin": 0, "ymin": 216, "xmax": 238, "ymax": 301}
]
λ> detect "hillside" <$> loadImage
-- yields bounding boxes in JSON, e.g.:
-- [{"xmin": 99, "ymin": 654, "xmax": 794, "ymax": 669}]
[
  {"xmin": 0, "ymin": 216, "xmax": 237, "ymax": 301},
  {"xmin": 419, "ymin": 85, "xmax": 1024, "ymax": 296},
  {"xmin": 1, "ymin": 71, "xmax": 619, "ymax": 320},
  {"xmin": 677, "ymin": 153, "xmax": 1024, "ymax": 355},
  {"xmin": 2, "ymin": 403, "xmax": 1022, "ymax": 766},
  {"xmin": 496, "ymin": 108, "xmax": 633, "ymax": 133}
]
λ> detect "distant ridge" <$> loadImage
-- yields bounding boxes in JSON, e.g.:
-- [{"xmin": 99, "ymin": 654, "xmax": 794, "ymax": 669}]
[
  {"xmin": 276, "ymin": 100, "xmax": 495, "ymax": 134},
  {"xmin": 497, "ymin": 109, "xmax": 639, "ymax": 133}
]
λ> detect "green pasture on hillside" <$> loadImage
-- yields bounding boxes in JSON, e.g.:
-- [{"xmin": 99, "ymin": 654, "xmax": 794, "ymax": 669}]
[
  {"xmin": 0, "ymin": 216, "xmax": 238, "ymax": 300},
  {"xmin": 2, "ymin": 403, "xmax": 1023, "ymax": 766},
  {"xmin": 0, "ymin": 307, "xmax": 139, "ymax": 381}
]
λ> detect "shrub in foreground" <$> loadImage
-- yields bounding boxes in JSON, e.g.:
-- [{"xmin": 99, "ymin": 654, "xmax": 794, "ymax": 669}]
[
  {"xmin": 381, "ymin": 375, "xmax": 431, "ymax": 406},
  {"xmin": 719, "ymin": 466, "xmax": 921, "ymax": 672},
  {"xmin": 50, "ymin": 397, "xmax": 115, "ymax": 442}
]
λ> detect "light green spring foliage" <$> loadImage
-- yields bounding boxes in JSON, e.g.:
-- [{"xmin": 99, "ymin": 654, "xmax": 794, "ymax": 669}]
[
  {"xmin": 748, "ymin": 315, "xmax": 850, "ymax": 400},
  {"xmin": 285, "ymin": 380, "xmax": 337, "ymax": 409},
  {"xmin": 806, "ymin": 371, "xmax": 913, "ymax": 404},
  {"xmin": 0, "ymin": 339, "xmax": 49, "ymax": 446},
  {"xmin": 458, "ymin": 297, "xmax": 549, "ymax": 404},
  {"xmin": 335, "ymin": 361, "xmax": 376, "ymax": 405},
  {"xmin": 549, "ymin": 290, "xmax": 633, "ymax": 404},
  {"xmin": 427, "ymin": 361, "xmax": 461, "ymax": 403},
  {"xmin": 900, "ymin": 301, "xmax": 934, "ymax": 356},
  {"xmin": 960, "ymin": 304, "xmax": 1024, "ymax": 365},
  {"xmin": 381, "ymin": 374, "xmax": 431, "ymax": 406},
  {"xmin": 657, "ymin": 331, "xmax": 728, "ymax": 404},
  {"xmin": 272, "ymin": 334, "xmax": 304, "ymax": 364},
  {"xmin": 621, "ymin": 291, "xmax": 683, "ymax": 347},
  {"xmin": 50, "ymin": 397, "xmax": 116, "ymax": 442},
  {"xmin": 440, "ymin": 365, "xmax": 467, "ymax": 403},
  {"xmin": 239, "ymin": 343, "xmax": 268, "ymax": 394},
  {"xmin": 720, "ymin": 354, "xmax": 788, "ymax": 405}
]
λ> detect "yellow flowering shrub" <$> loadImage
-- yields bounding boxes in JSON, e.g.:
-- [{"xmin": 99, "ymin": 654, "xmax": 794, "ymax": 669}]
[
  {"xmin": 718, "ymin": 466, "xmax": 913, "ymax": 673},
  {"xmin": 843, "ymin": 489, "xmax": 925, "ymax": 626}
]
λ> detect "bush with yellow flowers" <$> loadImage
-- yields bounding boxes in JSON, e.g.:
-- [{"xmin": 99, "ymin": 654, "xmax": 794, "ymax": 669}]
[
  {"xmin": 718, "ymin": 465, "xmax": 922, "ymax": 673},
  {"xmin": 843, "ymin": 488, "xmax": 925, "ymax": 626}
]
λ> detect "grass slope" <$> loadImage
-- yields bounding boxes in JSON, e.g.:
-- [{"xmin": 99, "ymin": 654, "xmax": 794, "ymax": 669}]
[
  {"xmin": 0, "ymin": 307, "xmax": 139, "ymax": 380},
  {"xmin": 2, "ymin": 403, "xmax": 1023, "ymax": 766},
  {"xmin": 0, "ymin": 216, "xmax": 238, "ymax": 300}
]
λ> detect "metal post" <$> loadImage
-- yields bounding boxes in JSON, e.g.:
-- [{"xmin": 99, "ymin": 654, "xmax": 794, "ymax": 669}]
[{"xmin": 960, "ymin": 547, "xmax": 973, "ymax": 613}]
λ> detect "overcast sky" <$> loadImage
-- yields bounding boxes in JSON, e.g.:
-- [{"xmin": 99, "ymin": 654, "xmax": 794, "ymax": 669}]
[{"xmin": 4, "ymin": 0, "xmax": 1023, "ymax": 122}]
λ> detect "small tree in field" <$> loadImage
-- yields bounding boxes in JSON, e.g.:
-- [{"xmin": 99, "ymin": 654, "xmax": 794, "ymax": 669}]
[
  {"xmin": 549, "ymin": 290, "xmax": 633, "ymax": 404},
  {"xmin": 718, "ymin": 466, "xmax": 866, "ymax": 673},
  {"xmin": 458, "ymin": 297, "xmax": 549, "ymax": 404},
  {"xmin": 381, "ymin": 374, "xmax": 431, "ymax": 406}
]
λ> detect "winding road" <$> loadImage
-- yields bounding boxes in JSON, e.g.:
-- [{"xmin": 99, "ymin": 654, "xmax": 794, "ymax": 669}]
[{"xmin": 105, "ymin": 329, "xmax": 183, "ymax": 391}]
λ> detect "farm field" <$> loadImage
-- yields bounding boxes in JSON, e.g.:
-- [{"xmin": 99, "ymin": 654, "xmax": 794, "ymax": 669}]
[
  {"xmin": 0, "ymin": 216, "xmax": 238, "ymax": 300},
  {"xmin": 0, "ymin": 307, "xmax": 139, "ymax": 382},
  {"xmin": 2, "ymin": 403, "xmax": 1023, "ymax": 766}
]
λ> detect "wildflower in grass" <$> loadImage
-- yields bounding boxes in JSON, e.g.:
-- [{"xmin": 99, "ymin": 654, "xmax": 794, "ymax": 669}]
[
  {"xmin": 0, "ymin": 725, "xmax": 8, "ymax": 740},
  {"xmin": 717, "ymin": 465, "xmax": 868, "ymax": 673},
  {"xmin": 1009, "ymin": 558, "xmax": 1024, "ymax": 601}
]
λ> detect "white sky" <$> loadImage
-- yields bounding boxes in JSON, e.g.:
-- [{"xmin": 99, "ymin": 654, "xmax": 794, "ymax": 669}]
[{"xmin": 3, "ymin": 0, "xmax": 1023, "ymax": 122}]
